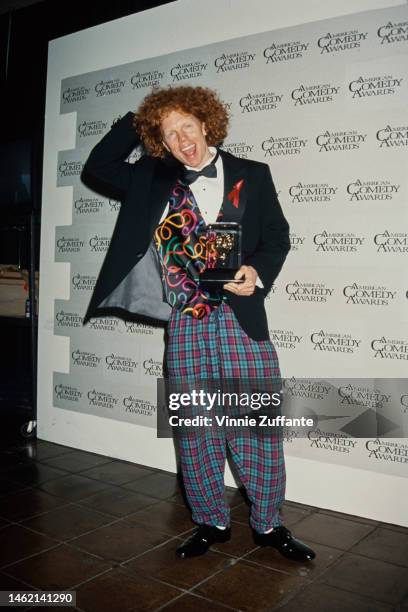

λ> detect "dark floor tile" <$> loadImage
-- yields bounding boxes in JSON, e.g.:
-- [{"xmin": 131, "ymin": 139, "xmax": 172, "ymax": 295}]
[
  {"xmin": 161, "ymin": 593, "xmax": 235, "ymax": 611},
  {"xmin": 277, "ymin": 582, "xmax": 394, "ymax": 612},
  {"xmin": 80, "ymin": 461, "xmax": 154, "ymax": 485},
  {"xmin": 39, "ymin": 474, "xmax": 110, "ymax": 502},
  {"xmin": 123, "ymin": 472, "xmax": 180, "ymax": 499},
  {"xmin": 194, "ymin": 560, "xmax": 308, "ymax": 610},
  {"xmin": 284, "ymin": 500, "xmax": 317, "ymax": 512},
  {"xmin": 5, "ymin": 462, "xmax": 68, "ymax": 486},
  {"xmin": 0, "ymin": 516, "xmax": 10, "ymax": 529},
  {"xmin": 21, "ymin": 441, "xmax": 75, "ymax": 461},
  {"xmin": 280, "ymin": 504, "xmax": 315, "ymax": 527},
  {"xmin": 71, "ymin": 520, "xmax": 171, "ymax": 562},
  {"xmin": 380, "ymin": 522, "xmax": 408, "ymax": 535},
  {"xmin": 225, "ymin": 486, "xmax": 248, "ymax": 508},
  {"xmin": 0, "ymin": 489, "xmax": 67, "ymax": 521},
  {"xmin": 293, "ymin": 512, "xmax": 376, "ymax": 550},
  {"xmin": 76, "ymin": 567, "xmax": 180, "ymax": 612},
  {"xmin": 22, "ymin": 504, "xmax": 114, "ymax": 540},
  {"xmin": 0, "ymin": 572, "xmax": 39, "ymax": 611},
  {"xmin": 78, "ymin": 485, "xmax": 158, "ymax": 517},
  {"xmin": 0, "ymin": 453, "xmax": 25, "ymax": 471},
  {"xmin": 39, "ymin": 450, "xmax": 112, "ymax": 473},
  {"xmin": 230, "ymin": 502, "xmax": 250, "ymax": 525},
  {"xmin": 128, "ymin": 500, "xmax": 193, "ymax": 535},
  {"xmin": 0, "ymin": 477, "xmax": 29, "ymax": 497},
  {"xmin": 5, "ymin": 544, "xmax": 112, "ymax": 590},
  {"xmin": 244, "ymin": 541, "xmax": 343, "ymax": 579},
  {"xmin": 212, "ymin": 521, "xmax": 257, "ymax": 557},
  {"xmin": 125, "ymin": 539, "xmax": 233, "ymax": 589},
  {"xmin": 0, "ymin": 570, "xmax": 38, "ymax": 590},
  {"xmin": 0, "ymin": 524, "xmax": 58, "ymax": 568},
  {"xmin": 319, "ymin": 553, "xmax": 408, "ymax": 605},
  {"xmin": 350, "ymin": 526, "xmax": 408, "ymax": 567},
  {"xmin": 318, "ymin": 508, "xmax": 380, "ymax": 527}
]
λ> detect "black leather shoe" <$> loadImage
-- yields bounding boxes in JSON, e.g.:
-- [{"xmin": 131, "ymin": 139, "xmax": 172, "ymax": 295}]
[
  {"xmin": 176, "ymin": 525, "xmax": 231, "ymax": 558},
  {"xmin": 253, "ymin": 526, "xmax": 315, "ymax": 562}
]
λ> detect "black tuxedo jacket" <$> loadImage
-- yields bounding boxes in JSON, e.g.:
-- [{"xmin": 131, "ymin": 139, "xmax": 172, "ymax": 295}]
[{"xmin": 81, "ymin": 112, "xmax": 290, "ymax": 341}]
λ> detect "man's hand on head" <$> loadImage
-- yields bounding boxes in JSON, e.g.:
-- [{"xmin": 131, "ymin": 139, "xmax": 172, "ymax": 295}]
[{"xmin": 223, "ymin": 265, "xmax": 258, "ymax": 296}]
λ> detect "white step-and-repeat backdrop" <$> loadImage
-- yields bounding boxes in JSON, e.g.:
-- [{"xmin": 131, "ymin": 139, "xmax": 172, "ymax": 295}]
[{"xmin": 38, "ymin": 0, "xmax": 408, "ymax": 525}]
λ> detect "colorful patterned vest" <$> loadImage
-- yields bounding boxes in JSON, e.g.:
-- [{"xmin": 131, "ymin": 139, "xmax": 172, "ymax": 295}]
[{"xmin": 154, "ymin": 180, "xmax": 224, "ymax": 319}]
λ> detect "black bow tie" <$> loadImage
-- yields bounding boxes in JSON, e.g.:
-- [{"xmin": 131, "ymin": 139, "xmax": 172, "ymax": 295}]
[{"xmin": 183, "ymin": 154, "xmax": 218, "ymax": 184}]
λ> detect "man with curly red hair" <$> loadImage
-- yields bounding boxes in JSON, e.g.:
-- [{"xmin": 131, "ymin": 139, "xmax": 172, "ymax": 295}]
[{"xmin": 82, "ymin": 85, "xmax": 315, "ymax": 562}]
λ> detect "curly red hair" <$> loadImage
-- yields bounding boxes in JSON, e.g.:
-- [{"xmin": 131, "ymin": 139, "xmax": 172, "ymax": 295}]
[{"xmin": 133, "ymin": 86, "xmax": 229, "ymax": 158}]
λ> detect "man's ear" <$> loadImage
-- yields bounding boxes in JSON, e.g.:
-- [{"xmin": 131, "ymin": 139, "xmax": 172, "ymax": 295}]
[{"xmin": 202, "ymin": 122, "xmax": 208, "ymax": 137}]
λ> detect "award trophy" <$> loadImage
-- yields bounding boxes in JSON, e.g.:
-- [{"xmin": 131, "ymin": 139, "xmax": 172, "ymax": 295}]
[{"xmin": 199, "ymin": 222, "xmax": 243, "ymax": 285}]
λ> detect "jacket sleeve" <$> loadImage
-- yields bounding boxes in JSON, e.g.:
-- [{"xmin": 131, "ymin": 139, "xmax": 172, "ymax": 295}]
[
  {"xmin": 244, "ymin": 164, "xmax": 290, "ymax": 295},
  {"xmin": 81, "ymin": 112, "xmax": 140, "ymax": 200}
]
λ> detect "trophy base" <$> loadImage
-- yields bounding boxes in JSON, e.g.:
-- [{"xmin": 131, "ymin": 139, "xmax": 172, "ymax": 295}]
[{"xmin": 199, "ymin": 269, "xmax": 243, "ymax": 285}]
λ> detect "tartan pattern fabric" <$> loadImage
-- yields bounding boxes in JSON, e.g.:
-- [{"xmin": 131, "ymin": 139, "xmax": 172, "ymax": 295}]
[{"xmin": 167, "ymin": 301, "xmax": 286, "ymax": 532}]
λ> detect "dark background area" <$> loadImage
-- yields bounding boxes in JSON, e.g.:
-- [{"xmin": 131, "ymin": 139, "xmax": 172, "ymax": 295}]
[{"xmin": 0, "ymin": 0, "xmax": 174, "ymax": 434}]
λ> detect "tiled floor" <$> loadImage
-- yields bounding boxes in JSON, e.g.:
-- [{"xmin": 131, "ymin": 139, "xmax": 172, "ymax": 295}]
[{"xmin": 1, "ymin": 416, "xmax": 407, "ymax": 611}]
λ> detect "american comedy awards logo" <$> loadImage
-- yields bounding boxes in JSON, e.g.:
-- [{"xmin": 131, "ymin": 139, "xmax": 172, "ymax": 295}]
[
  {"xmin": 87, "ymin": 389, "xmax": 118, "ymax": 410},
  {"xmin": 374, "ymin": 230, "xmax": 408, "ymax": 253},
  {"xmin": 365, "ymin": 439, "xmax": 408, "ymax": 464},
  {"xmin": 316, "ymin": 130, "xmax": 367, "ymax": 152},
  {"xmin": 170, "ymin": 60, "xmax": 208, "ymax": 82},
  {"xmin": 313, "ymin": 231, "xmax": 364, "ymax": 253},
  {"xmin": 214, "ymin": 51, "xmax": 255, "ymax": 73},
  {"xmin": 89, "ymin": 235, "xmax": 111, "ymax": 253},
  {"xmin": 371, "ymin": 337, "xmax": 408, "ymax": 361},
  {"xmin": 130, "ymin": 70, "xmax": 164, "ymax": 89},
  {"xmin": 343, "ymin": 283, "xmax": 396, "ymax": 306},
  {"xmin": 289, "ymin": 182, "xmax": 337, "ymax": 203},
  {"xmin": 55, "ymin": 384, "xmax": 82, "ymax": 402},
  {"xmin": 105, "ymin": 353, "xmax": 138, "ymax": 374},
  {"xmin": 317, "ymin": 29, "xmax": 368, "ymax": 53},
  {"xmin": 338, "ymin": 384, "xmax": 391, "ymax": 409},
  {"xmin": 57, "ymin": 236, "xmax": 84, "ymax": 254},
  {"xmin": 72, "ymin": 349, "xmax": 101, "ymax": 369},
  {"xmin": 71, "ymin": 273, "xmax": 97, "ymax": 292},
  {"xmin": 74, "ymin": 196, "xmax": 104, "ymax": 215},
  {"xmin": 310, "ymin": 329, "xmax": 361, "ymax": 354},
  {"xmin": 78, "ymin": 120, "xmax": 107, "ymax": 138},
  {"xmin": 62, "ymin": 86, "xmax": 90, "ymax": 104},
  {"xmin": 95, "ymin": 78, "xmax": 126, "ymax": 97},
  {"xmin": 376, "ymin": 125, "xmax": 408, "ymax": 148},
  {"xmin": 122, "ymin": 396, "xmax": 156, "ymax": 417},
  {"xmin": 55, "ymin": 310, "xmax": 83, "ymax": 329},
  {"xmin": 291, "ymin": 83, "xmax": 340, "ymax": 106},
  {"xmin": 347, "ymin": 179, "xmax": 400, "ymax": 202},
  {"xmin": 283, "ymin": 377, "xmax": 331, "ymax": 400},
  {"xmin": 239, "ymin": 91, "xmax": 283, "ymax": 113},
  {"xmin": 263, "ymin": 39, "xmax": 309, "ymax": 63},
  {"xmin": 348, "ymin": 75, "xmax": 403, "ymax": 99},
  {"xmin": 308, "ymin": 430, "xmax": 357, "ymax": 453},
  {"xmin": 270, "ymin": 329, "xmax": 302, "ymax": 350},
  {"xmin": 88, "ymin": 317, "xmax": 120, "ymax": 333},
  {"xmin": 377, "ymin": 20, "xmax": 408, "ymax": 44},
  {"xmin": 58, "ymin": 160, "xmax": 83, "ymax": 178},
  {"xmin": 286, "ymin": 280, "xmax": 334, "ymax": 303},
  {"xmin": 222, "ymin": 142, "xmax": 254, "ymax": 159},
  {"xmin": 262, "ymin": 135, "xmax": 307, "ymax": 157}
]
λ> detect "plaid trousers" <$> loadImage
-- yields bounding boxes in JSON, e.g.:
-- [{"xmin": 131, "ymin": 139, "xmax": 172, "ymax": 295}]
[{"xmin": 166, "ymin": 301, "xmax": 286, "ymax": 532}]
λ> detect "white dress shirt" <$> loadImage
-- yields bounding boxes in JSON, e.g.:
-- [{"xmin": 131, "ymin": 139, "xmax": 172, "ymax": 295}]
[{"xmin": 159, "ymin": 147, "xmax": 222, "ymax": 223}]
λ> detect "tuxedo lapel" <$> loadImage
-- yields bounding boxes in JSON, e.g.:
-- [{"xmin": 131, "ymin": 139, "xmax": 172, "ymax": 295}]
[{"xmin": 219, "ymin": 149, "xmax": 248, "ymax": 223}]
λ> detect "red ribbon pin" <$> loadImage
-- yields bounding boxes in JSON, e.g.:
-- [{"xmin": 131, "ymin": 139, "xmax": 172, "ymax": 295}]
[{"xmin": 227, "ymin": 179, "xmax": 244, "ymax": 208}]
